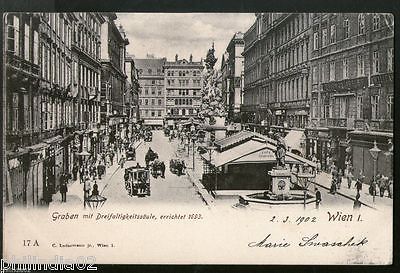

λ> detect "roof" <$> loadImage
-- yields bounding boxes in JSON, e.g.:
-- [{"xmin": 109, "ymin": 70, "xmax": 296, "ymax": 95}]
[
  {"xmin": 214, "ymin": 130, "xmax": 255, "ymax": 151},
  {"xmin": 202, "ymin": 130, "xmax": 316, "ymax": 168},
  {"xmin": 201, "ymin": 138, "xmax": 316, "ymax": 168},
  {"xmin": 134, "ymin": 58, "xmax": 166, "ymax": 70}
]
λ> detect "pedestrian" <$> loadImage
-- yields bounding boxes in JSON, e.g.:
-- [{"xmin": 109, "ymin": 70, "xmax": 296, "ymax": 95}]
[
  {"xmin": 316, "ymin": 160, "xmax": 321, "ymax": 174},
  {"xmin": 119, "ymin": 154, "xmax": 126, "ymax": 169},
  {"xmin": 330, "ymin": 179, "xmax": 337, "ymax": 194},
  {"xmin": 91, "ymin": 181, "xmax": 99, "ymax": 196},
  {"xmin": 337, "ymin": 169, "xmax": 343, "ymax": 190},
  {"xmin": 110, "ymin": 150, "xmax": 115, "ymax": 166},
  {"xmin": 315, "ymin": 187, "xmax": 321, "ymax": 209},
  {"xmin": 60, "ymin": 175, "xmax": 68, "ymax": 202},
  {"xmin": 347, "ymin": 168, "xmax": 353, "ymax": 189},
  {"xmin": 369, "ymin": 177, "xmax": 377, "ymax": 197},
  {"xmin": 72, "ymin": 163, "xmax": 78, "ymax": 181},
  {"xmin": 353, "ymin": 193, "xmax": 362, "ymax": 210},
  {"xmin": 160, "ymin": 161, "xmax": 166, "ymax": 178},
  {"xmin": 79, "ymin": 166, "xmax": 84, "ymax": 183},
  {"xmin": 388, "ymin": 176, "xmax": 393, "ymax": 199},
  {"xmin": 379, "ymin": 175, "xmax": 387, "ymax": 198},
  {"xmin": 84, "ymin": 178, "xmax": 92, "ymax": 200}
]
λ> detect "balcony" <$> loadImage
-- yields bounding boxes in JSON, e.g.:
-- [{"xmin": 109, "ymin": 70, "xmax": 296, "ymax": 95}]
[
  {"xmin": 327, "ymin": 118, "xmax": 347, "ymax": 128},
  {"xmin": 6, "ymin": 53, "xmax": 40, "ymax": 78}
]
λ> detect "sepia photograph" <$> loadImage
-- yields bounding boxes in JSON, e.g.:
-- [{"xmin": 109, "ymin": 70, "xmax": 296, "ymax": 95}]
[{"xmin": 2, "ymin": 10, "xmax": 394, "ymax": 266}]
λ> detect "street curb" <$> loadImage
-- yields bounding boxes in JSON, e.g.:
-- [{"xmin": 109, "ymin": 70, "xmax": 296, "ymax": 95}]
[
  {"xmin": 312, "ymin": 179, "xmax": 376, "ymax": 210},
  {"xmin": 186, "ymin": 170, "xmax": 214, "ymax": 208},
  {"xmin": 173, "ymin": 150, "xmax": 214, "ymax": 208}
]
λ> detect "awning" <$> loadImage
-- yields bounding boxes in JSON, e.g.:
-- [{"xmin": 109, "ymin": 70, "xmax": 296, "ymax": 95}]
[
  {"xmin": 284, "ymin": 130, "xmax": 306, "ymax": 155},
  {"xmin": 43, "ymin": 135, "xmax": 63, "ymax": 145},
  {"xmin": 144, "ymin": 119, "xmax": 164, "ymax": 126}
]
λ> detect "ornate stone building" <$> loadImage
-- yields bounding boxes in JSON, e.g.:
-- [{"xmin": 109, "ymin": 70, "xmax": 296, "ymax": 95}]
[
  {"xmin": 242, "ymin": 13, "xmax": 313, "ymax": 134},
  {"xmin": 164, "ymin": 54, "xmax": 204, "ymax": 127},
  {"xmin": 135, "ymin": 55, "xmax": 166, "ymax": 128},
  {"xmin": 308, "ymin": 13, "xmax": 393, "ymax": 177}
]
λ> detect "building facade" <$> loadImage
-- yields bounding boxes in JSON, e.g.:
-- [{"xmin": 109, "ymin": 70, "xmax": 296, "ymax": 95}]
[
  {"xmin": 164, "ymin": 54, "xmax": 204, "ymax": 127},
  {"xmin": 4, "ymin": 12, "xmax": 80, "ymax": 207},
  {"xmin": 71, "ymin": 12, "xmax": 105, "ymax": 160},
  {"xmin": 221, "ymin": 32, "xmax": 245, "ymax": 122},
  {"xmin": 100, "ymin": 13, "xmax": 129, "ymax": 145},
  {"xmin": 135, "ymin": 55, "xmax": 166, "ymax": 128},
  {"xmin": 242, "ymin": 13, "xmax": 313, "ymax": 134},
  {"xmin": 125, "ymin": 54, "xmax": 140, "ymax": 135},
  {"xmin": 308, "ymin": 13, "xmax": 393, "ymax": 177}
]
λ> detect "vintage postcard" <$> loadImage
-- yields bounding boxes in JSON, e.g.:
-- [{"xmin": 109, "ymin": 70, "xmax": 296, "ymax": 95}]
[{"xmin": 2, "ymin": 12, "xmax": 393, "ymax": 267}]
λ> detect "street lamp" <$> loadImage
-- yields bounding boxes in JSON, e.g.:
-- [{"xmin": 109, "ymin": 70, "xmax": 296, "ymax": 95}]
[
  {"xmin": 369, "ymin": 140, "xmax": 381, "ymax": 203},
  {"xmin": 296, "ymin": 165, "xmax": 315, "ymax": 210},
  {"xmin": 75, "ymin": 150, "xmax": 91, "ymax": 209}
]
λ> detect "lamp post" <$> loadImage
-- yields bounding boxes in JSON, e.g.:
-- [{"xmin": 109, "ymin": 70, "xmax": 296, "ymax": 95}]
[
  {"xmin": 296, "ymin": 165, "xmax": 315, "ymax": 210},
  {"xmin": 369, "ymin": 140, "xmax": 381, "ymax": 203},
  {"xmin": 190, "ymin": 122, "xmax": 196, "ymax": 170},
  {"xmin": 76, "ymin": 149, "xmax": 91, "ymax": 208}
]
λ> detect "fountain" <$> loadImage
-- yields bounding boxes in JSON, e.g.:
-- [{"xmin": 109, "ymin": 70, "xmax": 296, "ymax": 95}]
[{"xmin": 238, "ymin": 133, "xmax": 316, "ymax": 208}]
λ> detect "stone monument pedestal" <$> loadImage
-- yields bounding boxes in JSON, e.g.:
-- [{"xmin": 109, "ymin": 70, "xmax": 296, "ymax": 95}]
[{"xmin": 268, "ymin": 167, "xmax": 291, "ymax": 195}]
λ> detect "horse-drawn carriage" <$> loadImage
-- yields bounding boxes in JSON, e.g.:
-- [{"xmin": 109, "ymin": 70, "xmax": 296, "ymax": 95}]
[
  {"xmin": 144, "ymin": 131, "xmax": 153, "ymax": 142},
  {"xmin": 169, "ymin": 159, "xmax": 186, "ymax": 176},
  {"xmin": 124, "ymin": 166, "xmax": 150, "ymax": 197},
  {"xmin": 150, "ymin": 159, "xmax": 166, "ymax": 178},
  {"xmin": 126, "ymin": 146, "xmax": 136, "ymax": 161},
  {"xmin": 145, "ymin": 148, "xmax": 158, "ymax": 167}
]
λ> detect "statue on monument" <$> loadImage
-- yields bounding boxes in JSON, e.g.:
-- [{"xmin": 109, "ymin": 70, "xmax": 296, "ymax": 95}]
[
  {"xmin": 205, "ymin": 42, "xmax": 217, "ymax": 70},
  {"xmin": 274, "ymin": 133, "xmax": 287, "ymax": 168}
]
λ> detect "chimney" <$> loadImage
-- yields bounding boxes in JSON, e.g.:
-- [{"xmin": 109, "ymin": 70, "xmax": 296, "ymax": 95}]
[
  {"xmin": 189, "ymin": 54, "xmax": 193, "ymax": 63},
  {"xmin": 175, "ymin": 54, "xmax": 178, "ymax": 62}
]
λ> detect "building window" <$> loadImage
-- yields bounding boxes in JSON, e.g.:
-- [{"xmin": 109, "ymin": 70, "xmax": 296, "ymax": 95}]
[
  {"xmin": 312, "ymin": 66, "xmax": 318, "ymax": 84},
  {"xmin": 33, "ymin": 30, "xmax": 39, "ymax": 65},
  {"xmin": 358, "ymin": 14, "xmax": 365, "ymax": 34},
  {"xmin": 356, "ymin": 96, "xmax": 363, "ymax": 119},
  {"xmin": 151, "ymin": 87, "xmax": 155, "ymax": 95},
  {"xmin": 148, "ymin": 69, "xmax": 152, "ymax": 74},
  {"xmin": 387, "ymin": 95, "xmax": 393, "ymax": 119},
  {"xmin": 158, "ymin": 110, "xmax": 161, "ymax": 117},
  {"xmin": 338, "ymin": 97, "xmax": 349, "ymax": 118},
  {"xmin": 7, "ymin": 15, "xmax": 20, "ymax": 55},
  {"xmin": 342, "ymin": 59, "xmax": 349, "ymax": 79},
  {"xmin": 312, "ymin": 99, "xmax": 318, "ymax": 118},
  {"xmin": 343, "ymin": 19, "xmax": 349, "ymax": 39},
  {"xmin": 373, "ymin": 51, "xmax": 380, "ymax": 74},
  {"xmin": 24, "ymin": 23, "xmax": 30, "ymax": 61},
  {"xmin": 151, "ymin": 111, "xmax": 155, "ymax": 117},
  {"xmin": 145, "ymin": 99, "xmax": 148, "ymax": 105},
  {"xmin": 357, "ymin": 54, "xmax": 365, "ymax": 76},
  {"xmin": 371, "ymin": 95, "xmax": 379, "ymax": 119},
  {"xmin": 145, "ymin": 88, "xmax": 148, "ymax": 95},
  {"xmin": 145, "ymin": 110, "xmax": 148, "ymax": 116},
  {"xmin": 320, "ymin": 64, "xmax": 326, "ymax": 83},
  {"xmin": 158, "ymin": 99, "xmax": 162, "ymax": 105},
  {"xmin": 329, "ymin": 61, "xmax": 335, "ymax": 81},
  {"xmin": 151, "ymin": 99, "xmax": 155, "ymax": 105},
  {"xmin": 373, "ymin": 14, "xmax": 380, "ymax": 31},
  {"xmin": 387, "ymin": 48, "xmax": 394, "ymax": 72},
  {"xmin": 12, "ymin": 93, "xmax": 19, "ymax": 131},
  {"xmin": 313, "ymin": 32, "xmax": 319, "ymax": 50},
  {"xmin": 330, "ymin": 24, "xmax": 336, "ymax": 44},
  {"xmin": 322, "ymin": 28, "xmax": 328, "ymax": 47}
]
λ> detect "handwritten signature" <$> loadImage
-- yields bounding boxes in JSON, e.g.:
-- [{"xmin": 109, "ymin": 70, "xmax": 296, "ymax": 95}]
[{"xmin": 248, "ymin": 233, "xmax": 368, "ymax": 248}]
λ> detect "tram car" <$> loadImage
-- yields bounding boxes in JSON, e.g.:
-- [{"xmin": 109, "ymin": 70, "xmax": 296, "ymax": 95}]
[{"xmin": 124, "ymin": 166, "xmax": 150, "ymax": 197}]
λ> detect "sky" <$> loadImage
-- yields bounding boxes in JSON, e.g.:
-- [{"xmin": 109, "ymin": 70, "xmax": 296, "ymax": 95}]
[{"xmin": 115, "ymin": 13, "xmax": 255, "ymax": 67}]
